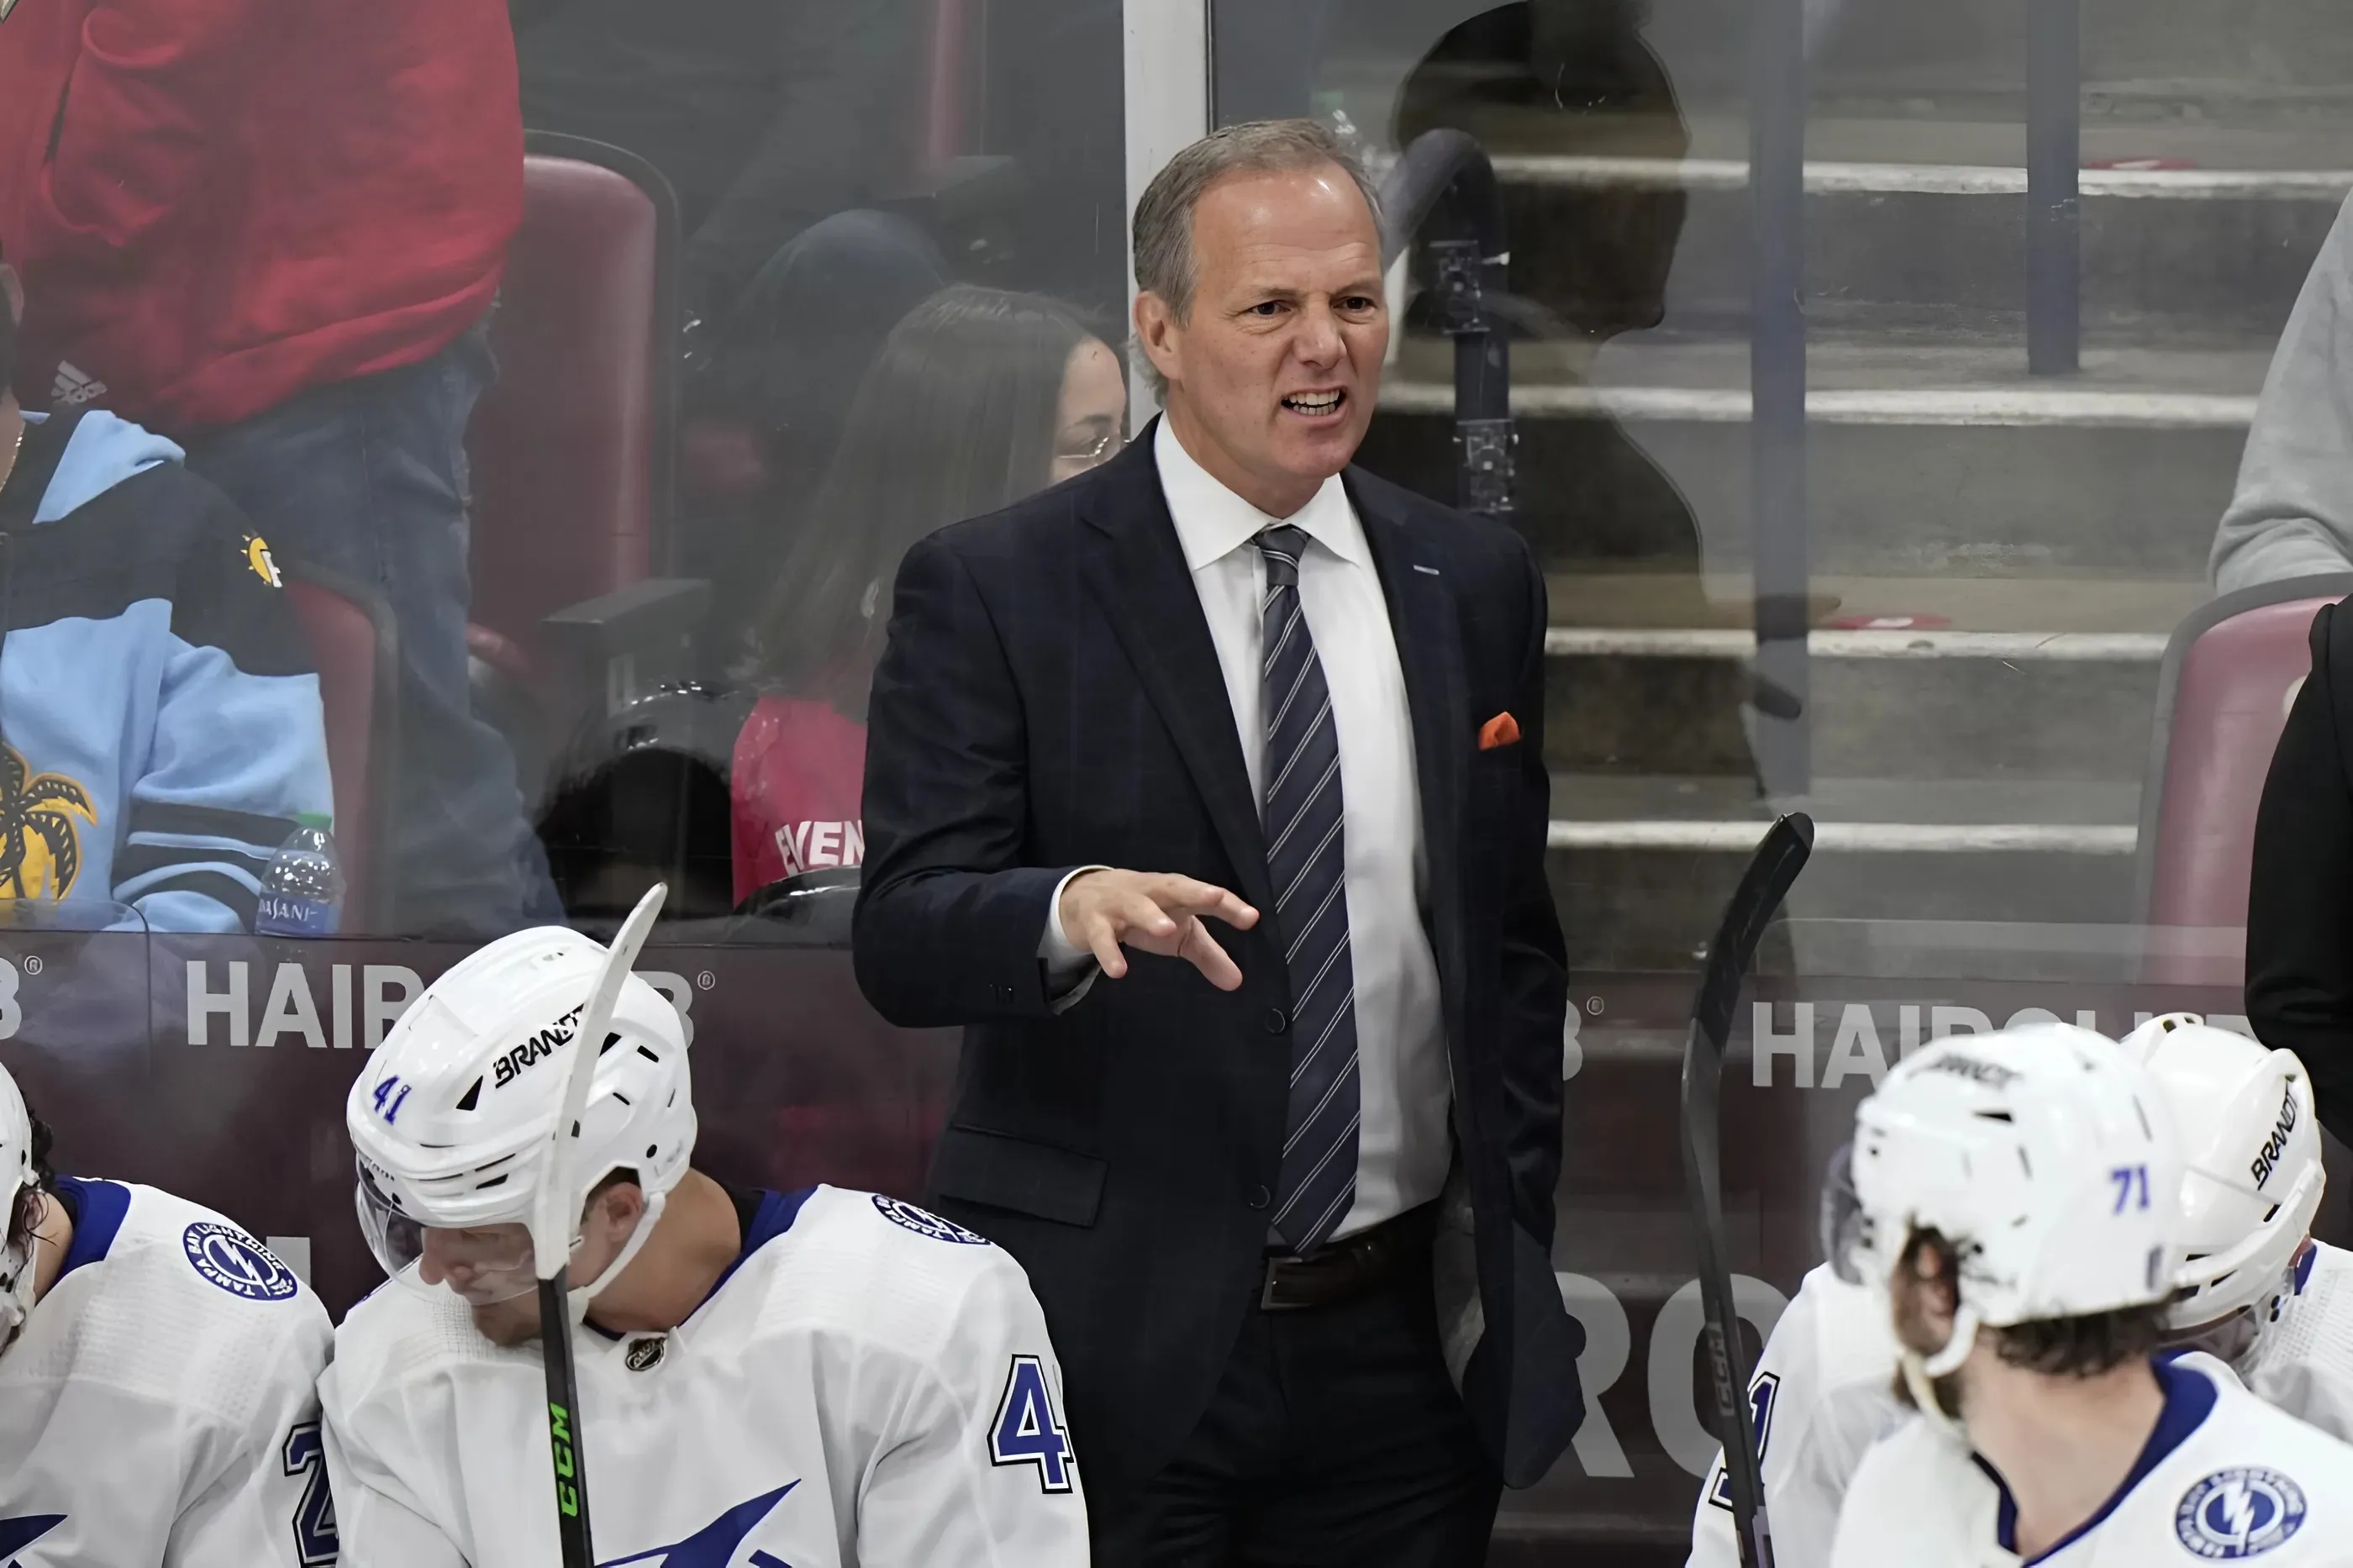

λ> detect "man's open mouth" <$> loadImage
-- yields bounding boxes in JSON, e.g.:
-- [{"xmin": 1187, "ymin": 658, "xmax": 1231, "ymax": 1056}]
[{"xmin": 1282, "ymin": 390, "xmax": 1346, "ymax": 417}]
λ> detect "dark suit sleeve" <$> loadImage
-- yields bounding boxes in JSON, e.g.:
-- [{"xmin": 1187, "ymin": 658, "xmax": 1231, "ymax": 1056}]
[
  {"xmin": 1497, "ymin": 537, "xmax": 1571, "ymax": 1241},
  {"xmin": 854, "ymin": 532, "xmax": 1077, "ymax": 1028},
  {"xmin": 2247, "ymin": 601, "xmax": 2353, "ymax": 1148}
]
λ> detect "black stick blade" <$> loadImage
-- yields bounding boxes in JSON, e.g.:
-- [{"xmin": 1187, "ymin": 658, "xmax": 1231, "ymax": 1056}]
[
  {"xmin": 1680, "ymin": 812, "xmax": 1813, "ymax": 1568},
  {"xmin": 1688, "ymin": 814, "xmax": 1814, "ymax": 1061}
]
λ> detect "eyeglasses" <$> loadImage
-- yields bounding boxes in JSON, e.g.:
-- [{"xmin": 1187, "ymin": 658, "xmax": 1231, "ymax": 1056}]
[{"xmin": 1055, "ymin": 424, "xmax": 1123, "ymax": 470}]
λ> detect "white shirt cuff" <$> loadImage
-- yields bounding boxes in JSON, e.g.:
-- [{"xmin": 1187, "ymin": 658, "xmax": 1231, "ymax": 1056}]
[{"xmin": 1037, "ymin": 866, "xmax": 1111, "ymax": 1010}]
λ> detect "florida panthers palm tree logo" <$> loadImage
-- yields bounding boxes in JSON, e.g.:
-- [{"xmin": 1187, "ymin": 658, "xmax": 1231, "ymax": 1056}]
[{"xmin": 0, "ymin": 745, "xmax": 96, "ymax": 900}]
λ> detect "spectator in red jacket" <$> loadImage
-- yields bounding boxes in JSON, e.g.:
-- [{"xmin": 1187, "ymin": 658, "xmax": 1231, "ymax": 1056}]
[
  {"xmin": 730, "ymin": 286, "xmax": 1125, "ymax": 905},
  {"xmin": 0, "ymin": 0, "xmax": 554, "ymax": 935}
]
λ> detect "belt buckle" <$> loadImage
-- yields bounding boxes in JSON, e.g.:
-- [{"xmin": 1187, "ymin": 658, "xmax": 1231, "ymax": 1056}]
[{"xmin": 1259, "ymin": 1254, "xmax": 1308, "ymax": 1312}]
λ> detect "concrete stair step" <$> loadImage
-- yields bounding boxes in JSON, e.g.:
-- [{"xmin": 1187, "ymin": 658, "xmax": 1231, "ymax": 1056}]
[
  {"xmin": 1529, "ymin": 574, "xmax": 2186, "ymax": 780},
  {"xmin": 1473, "ymin": 334, "xmax": 2273, "ymax": 400},
  {"xmin": 1541, "ymin": 571, "xmax": 2206, "ymax": 632},
  {"xmin": 1403, "ymin": 104, "xmax": 2353, "ymax": 336},
  {"xmin": 1629, "ymin": 0, "xmax": 2353, "ymax": 103},
  {"xmin": 1482, "ymin": 155, "xmax": 2344, "ymax": 337},
  {"xmin": 1552, "ymin": 774, "xmax": 2140, "ymax": 826},
  {"xmin": 1544, "ymin": 777, "xmax": 2147, "ymax": 971},
  {"xmin": 1545, "ymin": 634, "xmax": 2162, "ymax": 778},
  {"xmin": 1547, "ymin": 838, "xmax": 2140, "ymax": 971},
  {"xmin": 1368, "ymin": 331, "xmax": 2257, "ymax": 577},
  {"xmin": 1362, "ymin": 409, "xmax": 2241, "ymax": 579}
]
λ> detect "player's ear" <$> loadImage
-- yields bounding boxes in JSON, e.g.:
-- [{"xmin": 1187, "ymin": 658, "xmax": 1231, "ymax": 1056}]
[{"xmin": 591, "ymin": 1178, "xmax": 647, "ymax": 1239}]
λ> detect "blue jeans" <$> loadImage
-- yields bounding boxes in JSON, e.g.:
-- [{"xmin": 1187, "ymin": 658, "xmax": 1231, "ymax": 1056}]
[{"xmin": 183, "ymin": 322, "xmax": 560, "ymax": 934}]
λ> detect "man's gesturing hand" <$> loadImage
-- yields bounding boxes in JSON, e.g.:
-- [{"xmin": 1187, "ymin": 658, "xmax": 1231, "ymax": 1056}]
[{"xmin": 1061, "ymin": 871, "xmax": 1260, "ymax": 990}]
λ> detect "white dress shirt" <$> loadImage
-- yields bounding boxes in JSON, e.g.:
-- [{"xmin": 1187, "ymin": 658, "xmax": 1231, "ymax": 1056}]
[{"xmin": 1040, "ymin": 420, "xmax": 1450, "ymax": 1241}]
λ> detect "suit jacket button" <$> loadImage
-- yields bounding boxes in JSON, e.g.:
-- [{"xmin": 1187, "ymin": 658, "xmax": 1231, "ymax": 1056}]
[
  {"xmin": 1264, "ymin": 1007, "xmax": 1288, "ymax": 1034},
  {"xmin": 1248, "ymin": 1185, "xmax": 1271, "ymax": 1210}
]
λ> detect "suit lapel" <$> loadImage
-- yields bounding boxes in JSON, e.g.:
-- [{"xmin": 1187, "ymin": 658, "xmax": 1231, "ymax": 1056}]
[
  {"xmin": 1078, "ymin": 429, "xmax": 1279, "ymax": 920},
  {"xmin": 1348, "ymin": 471, "xmax": 1471, "ymax": 1019}
]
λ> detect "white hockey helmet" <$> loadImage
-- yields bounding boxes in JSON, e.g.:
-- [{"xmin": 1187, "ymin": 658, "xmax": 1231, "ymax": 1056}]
[
  {"xmin": 1825, "ymin": 1023, "xmax": 2185, "ymax": 1381},
  {"xmin": 348, "ymin": 925, "xmax": 694, "ymax": 1307},
  {"xmin": 0, "ymin": 1061, "xmax": 35, "ymax": 1345},
  {"xmin": 2121, "ymin": 1013, "xmax": 2324, "ymax": 1347}
]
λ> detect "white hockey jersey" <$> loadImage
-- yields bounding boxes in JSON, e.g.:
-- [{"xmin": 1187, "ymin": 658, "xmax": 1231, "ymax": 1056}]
[
  {"xmin": 1687, "ymin": 1265, "xmax": 1906, "ymax": 1568},
  {"xmin": 319, "ymin": 1184, "xmax": 1089, "ymax": 1568},
  {"xmin": 1693, "ymin": 1245, "xmax": 2353, "ymax": 1568},
  {"xmin": 2241, "ymin": 1242, "xmax": 2353, "ymax": 1448},
  {"xmin": 0, "ymin": 1176, "xmax": 337, "ymax": 1568},
  {"xmin": 1830, "ymin": 1354, "xmax": 2353, "ymax": 1566}
]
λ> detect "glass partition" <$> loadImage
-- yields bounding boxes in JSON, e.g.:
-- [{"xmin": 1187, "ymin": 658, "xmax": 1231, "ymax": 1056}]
[{"xmin": 1205, "ymin": 0, "xmax": 2353, "ymax": 1559}]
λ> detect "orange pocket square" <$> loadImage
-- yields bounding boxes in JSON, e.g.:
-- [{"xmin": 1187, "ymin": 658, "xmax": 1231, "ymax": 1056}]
[{"xmin": 1478, "ymin": 711, "xmax": 1521, "ymax": 750}]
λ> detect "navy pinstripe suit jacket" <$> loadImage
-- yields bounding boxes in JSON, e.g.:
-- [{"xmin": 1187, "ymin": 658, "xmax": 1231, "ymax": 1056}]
[{"xmin": 853, "ymin": 424, "xmax": 1582, "ymax": 1494}]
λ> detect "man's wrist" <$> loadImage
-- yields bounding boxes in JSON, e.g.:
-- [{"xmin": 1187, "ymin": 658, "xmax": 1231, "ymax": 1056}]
[{"xmin": 1038, "ymin": 866, "xmax": 1112, "ymax": 976}]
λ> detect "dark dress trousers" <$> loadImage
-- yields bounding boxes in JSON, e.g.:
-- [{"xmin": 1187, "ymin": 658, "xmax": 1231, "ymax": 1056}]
[{"xmin": 852, "ymin": 426, "xmax": 1583, "ymax": 1507}]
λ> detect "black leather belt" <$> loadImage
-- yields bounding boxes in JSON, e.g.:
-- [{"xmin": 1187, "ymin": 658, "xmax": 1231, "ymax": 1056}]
[{"xmin": 1257, "ymin": 1202, "xmax": 1438, "ymax": 1312}]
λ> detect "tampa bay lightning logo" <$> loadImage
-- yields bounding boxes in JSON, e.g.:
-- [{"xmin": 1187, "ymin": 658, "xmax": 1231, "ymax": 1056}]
[
  {"xmin": 2175, "ymin": 1468, "xmax": 2308, "ymax": 1559},
  {"xmin": 182, "ymin": 1223, "xmax": 300, "ymax": 1302},
  {"xmin": 598, "ymin": 1482, "xmax": 796, "ymax": 1567},
  {"xmin": 871, "ymin": 1194, "xmax": 991, "ymax": 1245}
]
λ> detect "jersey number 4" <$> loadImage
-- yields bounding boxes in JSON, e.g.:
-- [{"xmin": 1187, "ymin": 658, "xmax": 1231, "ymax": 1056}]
[
  {"xmin": 1706, "ymin": 1371, "xmax": 1781, "ymax": 1512},
  {"xmin": 990, "ymin": 1355, "xmax": 1076, "ymax": 1494},
  {"xmin": 282, "ymin": 1421, "xmax": 340, "ymax": 1566}
]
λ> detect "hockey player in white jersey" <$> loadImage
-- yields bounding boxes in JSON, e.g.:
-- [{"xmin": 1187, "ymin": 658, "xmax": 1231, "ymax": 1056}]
[
  {"xmin": 0, "ymin": 1059, "xmax": 337, "ymax": 1566},
  {"xmin": 318, "ymin": 924, "xmax": 1090, "ymax": 1568},
  {"xmin": 1688, "ymin": 1014, "xmax": 2353, "ymax": 1567},
  {"xmin": 1825, "ymin": 1025, "xmax": 2353, "ymax": 1566}
]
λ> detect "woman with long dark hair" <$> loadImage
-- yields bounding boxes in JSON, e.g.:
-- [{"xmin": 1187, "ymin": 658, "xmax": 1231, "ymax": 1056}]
[{"xmin": 730, "ymin": 285, "xmax": 1124, "ymax": 903}]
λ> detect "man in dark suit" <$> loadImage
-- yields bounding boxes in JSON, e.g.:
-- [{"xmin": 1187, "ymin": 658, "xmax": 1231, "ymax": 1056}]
[{"xmin": 855, "ymin": 118, "xmax": 1580, "ymax": 1563}]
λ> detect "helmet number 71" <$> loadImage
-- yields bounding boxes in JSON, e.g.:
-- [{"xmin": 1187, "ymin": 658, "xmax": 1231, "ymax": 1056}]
[{"xmin": 2110, "ymin": 1165, "xmax": 2150, "ymax": 1214}]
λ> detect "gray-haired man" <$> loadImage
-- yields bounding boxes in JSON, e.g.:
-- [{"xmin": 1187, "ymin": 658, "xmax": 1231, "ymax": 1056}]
[{"xmin": 853, "ymin": 118, "xmax": 1582, "ymax": 1563}]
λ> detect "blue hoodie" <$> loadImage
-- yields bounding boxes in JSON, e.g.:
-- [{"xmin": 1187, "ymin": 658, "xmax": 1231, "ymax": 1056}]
[{"xmin": 0, "ymin": 408, "xmax": 333, "ymax": 932}]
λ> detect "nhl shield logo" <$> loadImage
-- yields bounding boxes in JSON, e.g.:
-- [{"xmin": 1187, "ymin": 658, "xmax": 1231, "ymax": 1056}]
[
  {"xmin": 624, "ymin": 1336, "xmax": 666, "ymax": 1372},
  {"xmin": 2175, "ymin": 1468, "xmax": 2307, "ymax": 1559}
]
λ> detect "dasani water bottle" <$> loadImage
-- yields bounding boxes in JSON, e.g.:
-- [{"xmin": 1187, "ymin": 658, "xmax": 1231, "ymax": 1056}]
[{"xmin": 255, "ymin": 813, "xmax": 344, "ymax": 936}]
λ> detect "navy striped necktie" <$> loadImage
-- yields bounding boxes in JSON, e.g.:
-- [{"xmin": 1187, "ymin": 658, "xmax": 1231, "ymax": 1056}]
[{"xmin": 1255, "ymin": 524, "xmax": 1359, "ymax": 1255}]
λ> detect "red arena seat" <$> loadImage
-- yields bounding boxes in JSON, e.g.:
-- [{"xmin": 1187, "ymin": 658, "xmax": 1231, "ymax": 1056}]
[
  {"xmin": 464, "ymin": 133, "xmax": 683, "ymax": 797},
  {"xmin": 2138, "ymin": 575, "xmax": 2353, "ymax": 980}
]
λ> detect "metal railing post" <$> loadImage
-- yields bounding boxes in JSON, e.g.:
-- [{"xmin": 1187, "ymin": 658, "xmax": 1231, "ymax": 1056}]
[
  {"xmin": 1751, "ymin": 0, "xmax": 1811, "ymax": 793},
  {"xmin": 2027, "ymin": 0, "xmax": 2082, "ymax": 375},
  {"xmin": 1378, "ymin": 131, "xmax": 1516, "ymax": 520}
]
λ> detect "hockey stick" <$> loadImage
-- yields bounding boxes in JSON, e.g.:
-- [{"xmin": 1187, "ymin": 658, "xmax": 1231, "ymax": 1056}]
[
  {"xmin": 1680, "ymin": 814, "xmax": 1813, "ymax": 1568},
  {"xmin": 531, "ymin": 881, "xmax": 670, "ymax": 1568}
]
